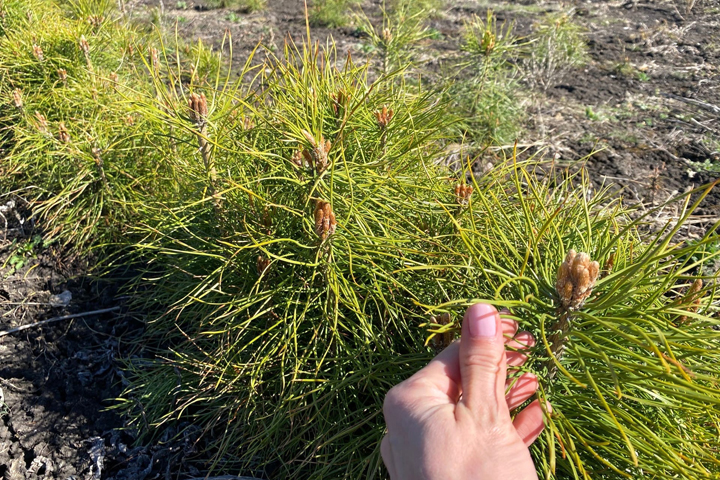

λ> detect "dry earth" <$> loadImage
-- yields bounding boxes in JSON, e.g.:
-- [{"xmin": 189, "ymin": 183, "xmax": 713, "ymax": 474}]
[{"xmin": 1, "ymin": 0, "xmax": 719, "ymax": 478}]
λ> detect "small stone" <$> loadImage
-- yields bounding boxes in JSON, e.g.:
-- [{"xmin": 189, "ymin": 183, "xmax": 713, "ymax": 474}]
[{"xmin": 49, "ymin": 290, "xmax": 72, "ymax": 307}]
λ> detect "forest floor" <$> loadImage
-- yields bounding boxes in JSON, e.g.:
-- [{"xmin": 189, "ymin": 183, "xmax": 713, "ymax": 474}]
[{"xmin": 1, "ymin": 0, "xmax": 718, "ymax": 478}]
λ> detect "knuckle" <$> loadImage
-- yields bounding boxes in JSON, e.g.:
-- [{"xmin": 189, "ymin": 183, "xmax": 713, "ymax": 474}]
[
  {"xmin": 383, "ymin": 385, "xmax": 407, "ymax": 414},
  {"xmin": 464, "ymin": 352, "xmax": 501, "ymax": 373}
]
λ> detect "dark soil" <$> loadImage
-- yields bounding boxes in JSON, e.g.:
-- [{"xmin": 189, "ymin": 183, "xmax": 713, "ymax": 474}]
[
  {"xmin": 2, "ymin": 0, "xmax": 719, "ymax": 477},
  {"xmin": 0, "ymin": 203, "xmax": 218, "ymax": 479}
]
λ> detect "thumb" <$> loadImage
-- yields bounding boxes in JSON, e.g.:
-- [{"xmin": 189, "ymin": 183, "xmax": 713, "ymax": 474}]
[{"xmin": 458, "ymin": 303, "xmax": 508, "ymax": 422}]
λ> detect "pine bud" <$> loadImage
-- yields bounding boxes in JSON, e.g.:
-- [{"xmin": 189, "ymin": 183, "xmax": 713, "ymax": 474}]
[
  {"xmin": 374, "ymin": 106, "xmax": 394, "ymax": 129},
  {"xmin": 454, "ymin": 184, "xmax": 473, "ymax": 205},
  {"xmin": 291, "ymin": 150, "xmax": 310, "ymax": 169},
  {"xmin": 432, "ymin": 313, "xmax": 454, "ymax": 350},
  {"xmin": 382, "ymin": 28, "xmax": 393, "ymax": 43},
  {"xmin": 188, "ymin": 92, "xmax": 208, "ymax": 125},
  {"xmin": 79, "ymin": 35, "xmax": 90, "ymax": 56},
  {"xmin": 481, "ymin": 29, "xmax": 496, "ymax": 54},
  {"xmin": 331, "ymin": 89, "xmax": 348, "ymax": 117},
  {"xmin": 32, "ymin": 44, "xmax": 44, "ymax": 61},
  {"xmin": 677, "ymin": 279, "xmax": 703, "ymax": 325},
  {"xmin": 58, "ymin": 122, "xmax": 71, "ymax": 143},
  {"xmin": 301, "ymin": 130, "xmax": 331, "ymax": 173},
  {"xmin": 556, "ymin": 250, "xmax": 600, "ymax": 310},
  {"xmin": 150, "ymin": 47, "xmax": 160, "ymax": 73},
  {"xmin": 314, "ymin": 200, "xmax": 337, "ymax": 240},
  {"xmin": 57, "ymin": 68, "xmax": 67, "ymax": 84},
  {"xmin": 34, "ymin": 112, "xmax": 49, "ymax": 135},
  {"xmin": 12, "ymin": 88, "xmax": 22, "ymax": 109},
  {"xmin": 87, "ymin": 15, "xmax": 104, "ymax": 28},
  {"xmin": 602, "ymin": 252, "xmax": 615, "ymax": 278},
  {"xmin": 257, "ymin": 255, "xmax": 270, "ymax": 276}
]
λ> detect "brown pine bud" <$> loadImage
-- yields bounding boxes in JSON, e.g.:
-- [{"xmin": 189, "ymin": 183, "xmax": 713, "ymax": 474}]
[
  {"xmin": 301, "ymin": 130, "xmax": 331, "ymax": 173},
  {"xmin": 32, "ymin": 44, "xmax": 44, "ymax": 61},
  {"xmin": 677, "ymin": 279, "xmax": 703, "ymax": 325},
  {"xmin": 314, "ymin": 200, "xmax": 337, "ymax": 240},
  {"xmin": 454, "ymin": 184, "xmax": 473, "ymax": 205},
  {"xmin": 556, "ymin": 250, "xmax": 600, "ymax": 310},
  {"xmin": 87, "ymin": 15, "xmax": 105, "ymax": 28},
  {"xmin": 432, "ymin": 313, "xmax": 454, "ymax": 350},
  {"xmin": 109, "ymin": 72, "xmax": 118, "ymax": 83},
  {"xmin": 57, "ymin": 68, "xmax": 67, "ymax": 84},
  {"xmin": 34, "ymin": 112, "xmax": 49, "ymax": 135},
  {"xmin": 257, "ymin": 255, "xmax": 271, "ymax": 276},
  {"xmin": 91, "ymin": 147, "xmax": 102, "ymax": 165},
  {"xmin": 188, "ymin": 92, "xmax": 208, "ymax": 125},
  {"xmin": 150, "ymin": 47, "xmax": 160, "ymax": 73},
  {"xmin": 58, "ymin": 122, "xmax": 71, "ymax": 143},
  {"xmin": 481, "ymin": 30, "xmax": 496, "ymax": 55},
  {"xmin": 382, "ymin": 27, "xmax": 393, "ymax": 43},
  {"xmin": 291, "ymin": 150, "xmax": 310, "ymax": 169},
  {"xmin": 79, "ymin": 35, "xmax": 90, "ymax": 56},
  {"xmin": 374, "ymin": 106, "xmax": 394, "ymax": 129},
  {"xmin": 12, "ymin": 88, "xmax": 22, "ymax": 109},
  {"xmin": 601, "ymin": 252, "xmax": 615, "ymax": 278},
  {"xmin": 331, "ymin": 89, "xmax": 348, "ymax": 117}
]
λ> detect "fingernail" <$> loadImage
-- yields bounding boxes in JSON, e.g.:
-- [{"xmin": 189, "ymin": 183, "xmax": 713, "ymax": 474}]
[{"xmin": 467, "ymin": 303, "xmax": 498, "ymax": 338}]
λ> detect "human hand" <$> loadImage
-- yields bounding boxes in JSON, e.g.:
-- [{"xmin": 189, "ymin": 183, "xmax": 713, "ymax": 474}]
[{"xmin": 381, "ymin": 303, "xmax": 547, "ymax": 480}]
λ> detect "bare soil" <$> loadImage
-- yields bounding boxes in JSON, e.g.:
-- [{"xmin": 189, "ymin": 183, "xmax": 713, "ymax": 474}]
[
  {"xmin": 0, "ymin": 202, "xmax": 215, "ymax": 479},
  {"xmin": 1, "ymin": 0, "xmax": 719, "ymax": 478}
]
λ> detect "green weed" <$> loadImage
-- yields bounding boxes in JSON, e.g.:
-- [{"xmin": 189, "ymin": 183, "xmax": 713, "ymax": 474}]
[
  {"xmin": 1, "ymin": 234, "xmax": 49, "ymax": 277},
  {"xmin": 585, "ymin": 106, "xmax": 601, "ymax": 121},
  {"xmin": 310, "ymin": 0, "xmax": 362, "ymax": 27},
  {"xmin": 521, "ymin": 11, "xmax": 589, "ymax": 90},
  {"xmin": 205, "ymin": 0, "xmax": 266, "ymax": 11}
]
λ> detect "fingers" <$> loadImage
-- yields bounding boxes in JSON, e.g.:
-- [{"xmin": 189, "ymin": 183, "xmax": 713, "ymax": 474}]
[
  {"xmin": 380, "ymin": 436, "xmax": 397, "ymax": 479},
  {"xmin": 501, "ymin": 314, "xmax": 519, "ymax": 338},
  {"xmin": 457, "ymin": 303, "xmax": 508, "ymax": 421},
  {"xmin": 505, "ymin": 372, "xmax": 538, "ymax": 410},
  {"xmin": 506, "ymin": 331, "xmax": 535, "ymax": 367},
  {"xmin": 399, "ymin": 307, "xmax": 536, "ymax": 413},
  {"xmin": 512, "ymin": 399, "xmax": 548, "ymax": 447}
]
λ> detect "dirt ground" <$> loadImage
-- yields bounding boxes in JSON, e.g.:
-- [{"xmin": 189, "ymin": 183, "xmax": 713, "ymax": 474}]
[{"xmin": 1, "ymin": 0, "xmax": 719, "ymax": 478}]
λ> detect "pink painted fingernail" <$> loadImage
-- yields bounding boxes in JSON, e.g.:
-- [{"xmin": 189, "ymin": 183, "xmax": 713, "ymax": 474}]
[{"xmin": 466, "ymin": 303, "xmax": 498, "ymax": 338}]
